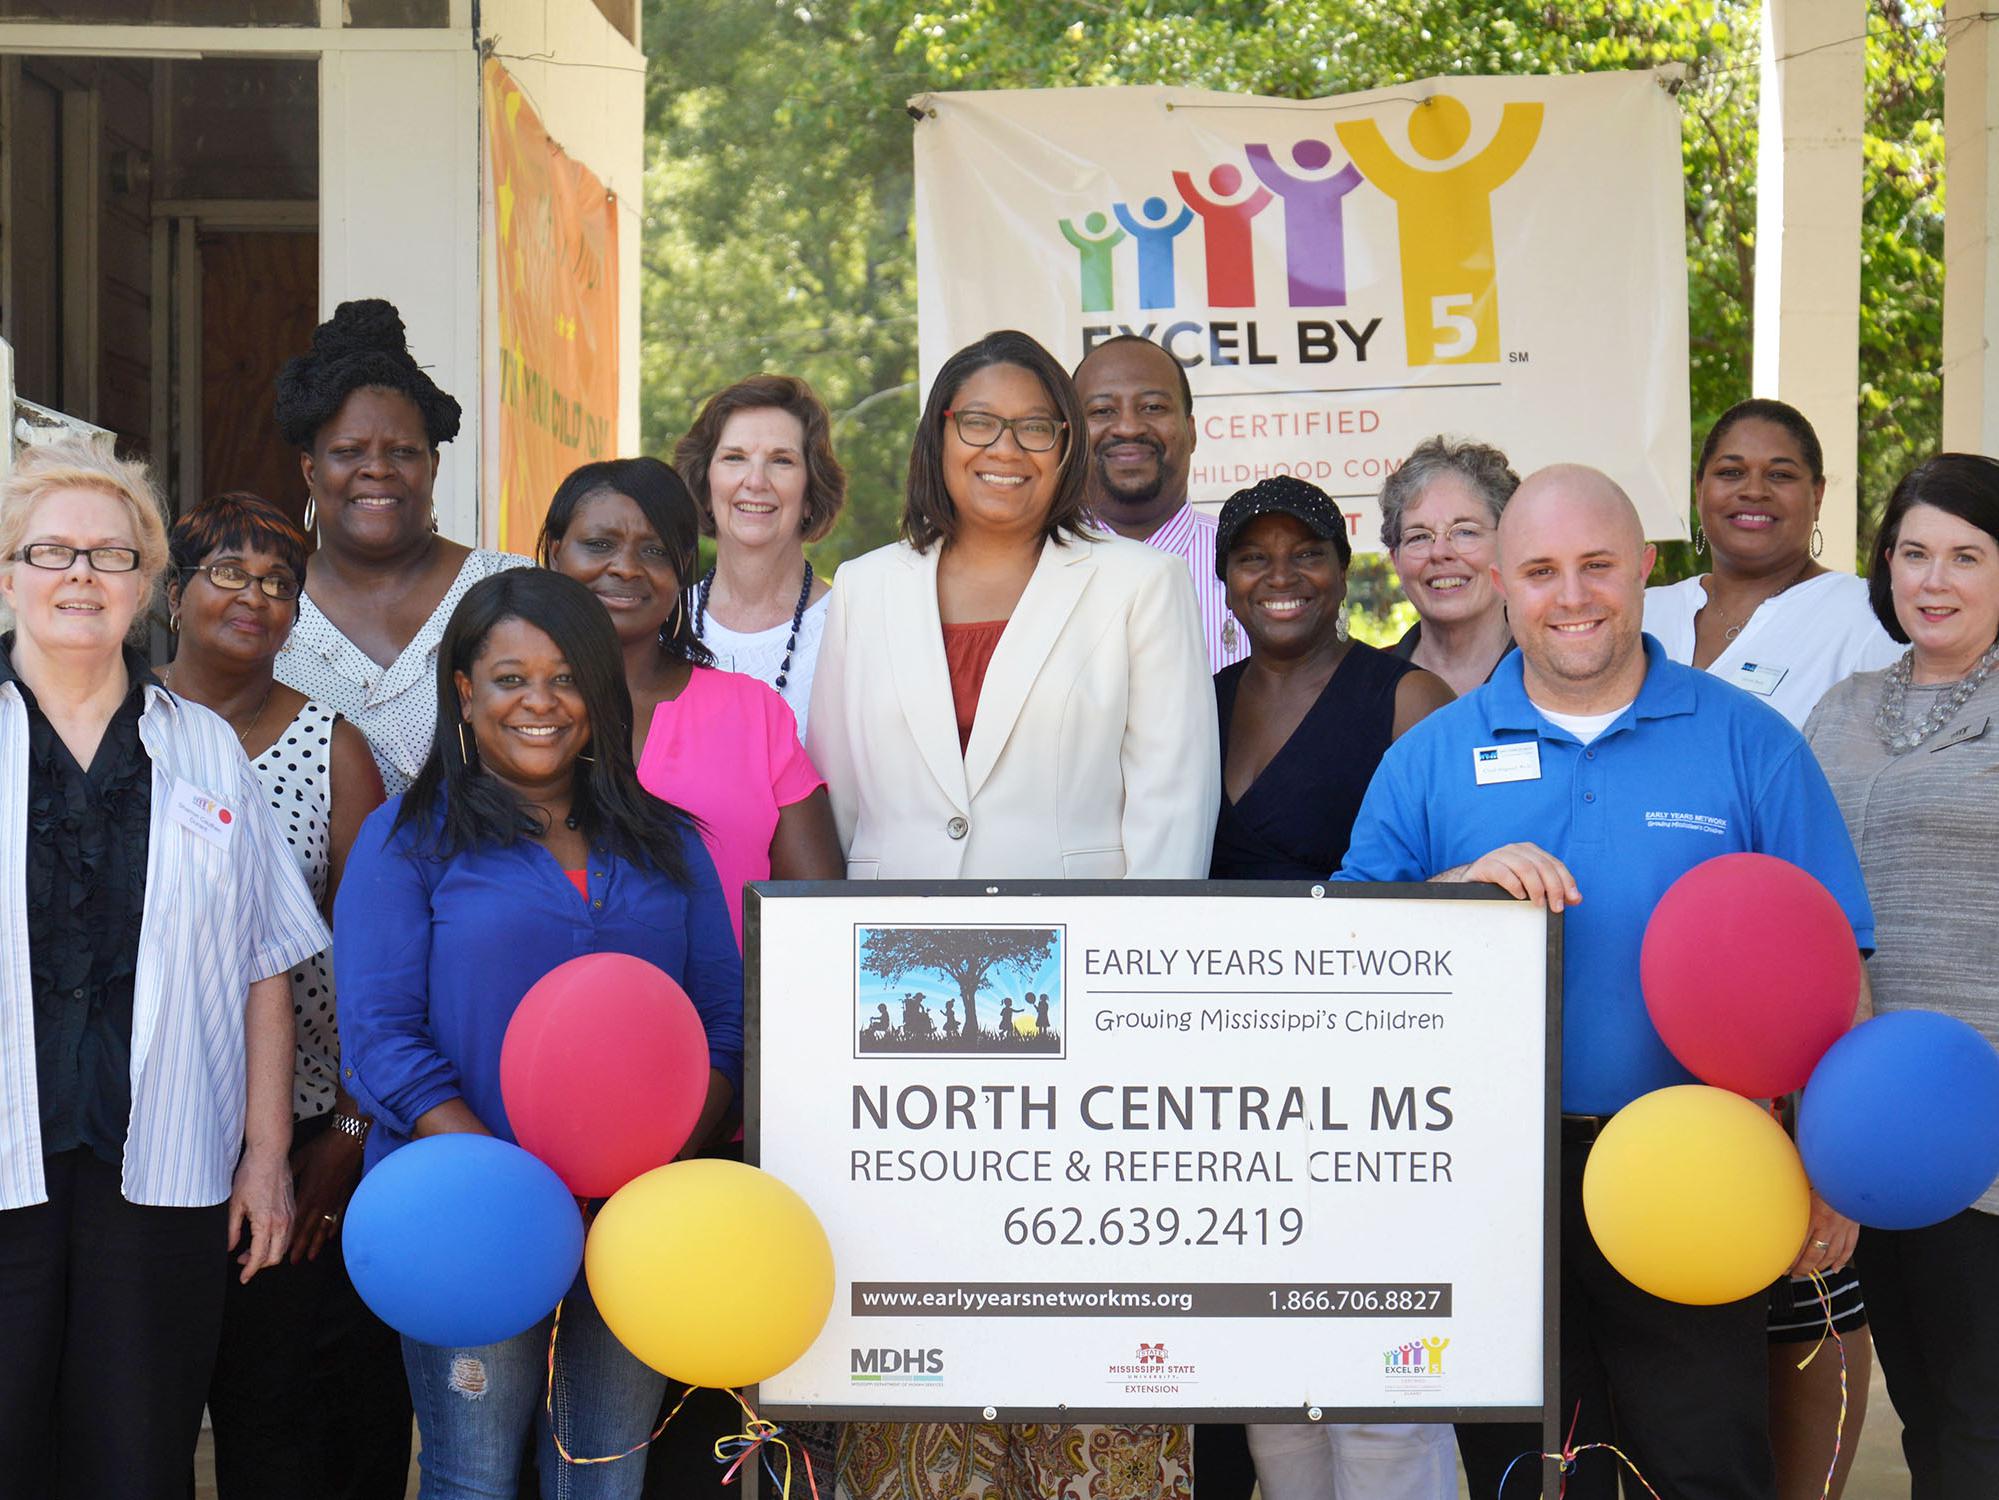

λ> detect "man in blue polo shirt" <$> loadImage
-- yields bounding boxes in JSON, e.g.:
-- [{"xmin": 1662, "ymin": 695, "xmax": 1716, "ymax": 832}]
[{"xmin": 1338, "ymin": 466, "xmax": 1873, "ymax": 1500}]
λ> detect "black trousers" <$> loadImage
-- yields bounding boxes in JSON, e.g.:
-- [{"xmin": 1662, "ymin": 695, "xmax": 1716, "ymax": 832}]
[
  {"xmin": 1455, "ymin": 1137, "xmax": 1774, "ymax": 1500},
  {"xmin": 205, "ymin": 1118, "xmax": 413, "ymax": 1500},
  {"xmin": 1860, "ymin": 1207, "xmax": 1999, "ymax": 1499},
  {"xmin": 0, "ymin": 1148, "xmax": 228, "ymax": 1499}
]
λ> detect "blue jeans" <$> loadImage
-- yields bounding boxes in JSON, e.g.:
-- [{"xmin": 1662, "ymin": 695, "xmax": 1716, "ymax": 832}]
[{"xmin": 404, "ymin": 1269, "xmax": 665, "ymax": 1500}]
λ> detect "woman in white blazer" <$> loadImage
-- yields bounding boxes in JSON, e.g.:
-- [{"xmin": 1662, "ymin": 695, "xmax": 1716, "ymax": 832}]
[
  {"xmin": 811, "ymin": 331, "xmax": 1217, "ymax": 1500},
  {"xmin": 808, "ymin": 330, "xmax": 1219, "ymax": 888}
]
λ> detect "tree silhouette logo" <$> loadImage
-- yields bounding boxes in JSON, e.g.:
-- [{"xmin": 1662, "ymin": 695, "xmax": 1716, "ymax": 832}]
[{"xmin": 854, "ymin": 925, "xmax": 1065, "ymax": 1058}]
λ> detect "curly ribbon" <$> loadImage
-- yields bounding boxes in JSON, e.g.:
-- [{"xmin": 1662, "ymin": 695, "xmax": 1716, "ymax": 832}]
[
  {"xmin": 541, "ymin": 1302, "xmax": 820, "ymax": 1497},
  {"xmin": 1495, "ymin": 1401, "xmax": 1664, "ymax": 1498},
  {"xmin": 1791, "ymin": 1268, "xmax": 1850, "ymax": 1499},
  {"xmin": 713, "ymin": 1389, "xmax": 822, "ymax": 1500}
]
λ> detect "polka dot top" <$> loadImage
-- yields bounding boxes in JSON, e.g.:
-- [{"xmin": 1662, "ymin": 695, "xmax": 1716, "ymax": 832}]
[
  {"xmin": 276, "ymin": 549, "xmax": 533, "ymax": 795},
  {"xmin": 252, "ymin": 701, "xmax": 340, "ymax": 1120}
]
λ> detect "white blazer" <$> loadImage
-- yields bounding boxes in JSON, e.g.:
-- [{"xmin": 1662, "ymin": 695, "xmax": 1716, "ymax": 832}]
[{"xmin": 807, "ymin": 528, "xmax": 1221, "ymax": 880}]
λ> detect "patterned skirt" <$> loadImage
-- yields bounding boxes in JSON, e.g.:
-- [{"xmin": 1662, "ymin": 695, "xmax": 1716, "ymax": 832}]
[{"xmin": 837, "ymin": 1421, "xmax": 1192, "ymax": 1500}]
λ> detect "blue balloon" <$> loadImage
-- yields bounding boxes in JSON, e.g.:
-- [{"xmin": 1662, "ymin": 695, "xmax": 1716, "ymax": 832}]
[
  {"xmin": 343, "ymin": 1134, "xmax": 584, "ymax": 1347},
  {"xmin": 1799, "ymin": 1010, "xmax": 1999, "ymax": 1231}
]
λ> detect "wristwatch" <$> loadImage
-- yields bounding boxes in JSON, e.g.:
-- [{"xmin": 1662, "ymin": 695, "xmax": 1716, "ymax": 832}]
[{"xmin": 331, "ymin": 1112, "xmax": 372, "ymax": 1144}]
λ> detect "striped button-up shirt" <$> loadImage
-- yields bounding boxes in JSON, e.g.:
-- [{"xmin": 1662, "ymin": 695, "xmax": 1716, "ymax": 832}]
[
  {"xmin": 1141, "ymin": 503, "xmax": 1249, "ymax": 674},
  {"xmin": 0, "ymin": 676, "xmax": 329, "ymax": 1209}
]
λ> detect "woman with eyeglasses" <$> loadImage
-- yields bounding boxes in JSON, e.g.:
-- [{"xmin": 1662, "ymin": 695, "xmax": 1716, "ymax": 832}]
[
  {"xmin": 810, "ymin": 330, "xmax": 1218, "ymax": 1500},
  {"xmin": 0, "ymin": 442, "xmax": 329, "ymax": 1497},
  {"xmin": 1379, "ymin": 436, "xmax": 1520, "ymax": 696},
  {"xmin": 160, "ymin": 492, "xmax": 413, "ymax": 1498}
]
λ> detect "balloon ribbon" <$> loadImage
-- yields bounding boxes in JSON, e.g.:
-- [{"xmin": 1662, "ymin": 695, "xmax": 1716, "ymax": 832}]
[
  {"xmin": 542, "ymin": 1301, "xmax": 820, "ymax": 1496},
  {"xmin": 1495, "ymin": 1401, "xmax": 1664, "ymax": 1498},
  {"xmin": 1792, "ymin": 1269, "xmax": 1849, "ymax": 1499}
]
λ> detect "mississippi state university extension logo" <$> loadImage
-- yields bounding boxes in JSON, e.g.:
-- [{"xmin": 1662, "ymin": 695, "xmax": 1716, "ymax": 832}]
[
  {"xmin": 1057, "ymin": 96, "xmax": 1543, "ymax": 367},
  {"xmin": 854, "ymin": 924, "xmax": 1065, "ymax": 1059},
  {"xmin": 1384, "ymin": 1336, "xmax": 1451, "ymax": 1382},
  {"xmin": 1108, "ymin": 1339, "xmax": 1197, "ymax": 1394}
]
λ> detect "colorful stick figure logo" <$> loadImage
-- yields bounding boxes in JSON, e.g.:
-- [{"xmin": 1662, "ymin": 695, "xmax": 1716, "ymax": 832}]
[
  {"xmin": 1336, "ymin": 96, "xmax": 1543, "ymax": 365},
  {"xmin": 1171, "ymin": 164, "xmax": 1272, "ymax": 307}
]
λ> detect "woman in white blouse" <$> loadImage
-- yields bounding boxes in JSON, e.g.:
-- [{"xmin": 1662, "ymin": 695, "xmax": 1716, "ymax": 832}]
[
  {"xmin": 1644, "ymin": 398, "xmax": 1899, "ymax": 728},
  {"xmin": 672, "ymin": 374, "xmax": 847, "ymax": 739},
  {"xmin": 272, "ymin": 299, "xmax": 530, "ymax": 792},
  {"xmin": 0, "ymin": 440, "xmax": 327, "ymax": 1496}
]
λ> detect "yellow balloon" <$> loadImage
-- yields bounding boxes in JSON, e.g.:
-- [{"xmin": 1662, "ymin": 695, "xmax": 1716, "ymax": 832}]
[
  {"xmin": 585, "ymin": 1159, "xmax": 834, "ymax": 1388},
  {"xmin": 1582, "ymin": 1085, "xmax": 1810, "ymax": 1306}
]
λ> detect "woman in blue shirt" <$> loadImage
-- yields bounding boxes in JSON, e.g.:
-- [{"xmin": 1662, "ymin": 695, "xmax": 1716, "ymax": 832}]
[{"xmin": 336, "ymin": 569, "xmax": 743, "ymax": 1500}]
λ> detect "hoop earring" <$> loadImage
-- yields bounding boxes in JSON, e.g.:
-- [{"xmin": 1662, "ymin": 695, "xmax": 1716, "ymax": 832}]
[
  {"xmin": 168, "ymin": 611, "xmax": 181, "ymax": 635},
  {"xmin": 1693, "ymin": 524, "xmax": 1706, "ymax": 557},
  {"xmin": 456, "ymin": 720, "xmax": 476, "ymax": 765},
  {"xmin": 302, "ymin": 493, "xmax": 317, "ymax": 532},
  {"xmin": 1811, "ymin": 524, "xmax": 1824, "ymax": 559}
]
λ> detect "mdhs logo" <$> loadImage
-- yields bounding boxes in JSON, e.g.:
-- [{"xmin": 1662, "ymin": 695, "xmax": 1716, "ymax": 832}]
[{"xmin": 850, "ymin": 1347, "xmax": 945, "ymax": 1384}]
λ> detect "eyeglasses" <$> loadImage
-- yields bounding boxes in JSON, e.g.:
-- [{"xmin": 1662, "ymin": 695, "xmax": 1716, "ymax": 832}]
[
  {"xmin": 181, "ymin": 562, "xmax": 302, "ymax": 601},
  {"xmin": 1396, "ymin": 523, "xmax": 1492, "ymax": 558},
  {"xmin": 944, "ymin": 409, "xmax": 1067, "ymax": 454},
  {"xmin": 12, "ymin": 543, "xmax": 142, "ymax": 573}
]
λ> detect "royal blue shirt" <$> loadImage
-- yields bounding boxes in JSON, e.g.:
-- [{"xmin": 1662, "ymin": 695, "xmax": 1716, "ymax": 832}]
[
  {"xmin": 1336, "ymin": 635, "xmax": 1874, "ymax": 1115},
  {"xmin": 334, "ymin": 797, "xmax": 745, "ymax": 1168}
]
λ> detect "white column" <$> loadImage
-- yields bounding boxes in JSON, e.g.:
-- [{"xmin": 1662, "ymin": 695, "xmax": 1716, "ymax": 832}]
[
  {"xmin": 1944, "ymin": 0, "xmax": 1999, "ymax": 456},
  {"xmin": 319, "ymin": 44, "xmax": 484, "ymax": 545},
  {"xmin": 1753, "ymin": 0, "xmax": 1865, "ymax": 569}
]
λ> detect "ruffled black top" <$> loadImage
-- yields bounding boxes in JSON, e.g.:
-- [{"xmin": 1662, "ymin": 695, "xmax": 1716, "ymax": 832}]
[{"xmin": 0, "ymin": 636, "xmax": 153, "ymax": 1163}]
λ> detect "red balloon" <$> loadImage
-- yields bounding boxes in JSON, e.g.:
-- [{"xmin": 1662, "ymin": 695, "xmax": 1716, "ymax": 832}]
[
  {"xmin": 500, "ymin": 953, "xmax": 711, "ymax": 1197},
  {"xmin": 1640, "ymin": 853, "xmax": 1859, "ymax": 1097}
]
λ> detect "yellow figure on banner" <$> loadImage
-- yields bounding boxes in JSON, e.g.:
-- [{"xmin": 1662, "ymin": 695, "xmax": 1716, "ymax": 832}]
[
  {"xmin": 1421, "ymin": 1335, "xmax": 1450, "ymax": 1373},
  {"xmin": 1336, "ymin": 96, "xmax": 1543, "ymax": 367}
]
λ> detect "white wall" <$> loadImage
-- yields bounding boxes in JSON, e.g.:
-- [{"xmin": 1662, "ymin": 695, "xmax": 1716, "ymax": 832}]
[{"xmin": 320, "ymin": 42, "xmax": 484, "ymax": 542}]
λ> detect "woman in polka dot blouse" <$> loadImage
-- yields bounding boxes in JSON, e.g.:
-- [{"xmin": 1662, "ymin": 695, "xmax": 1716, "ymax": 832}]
[{"xmin": 163, "ymin": 492, "xmax": 411, "ymax": 1496}]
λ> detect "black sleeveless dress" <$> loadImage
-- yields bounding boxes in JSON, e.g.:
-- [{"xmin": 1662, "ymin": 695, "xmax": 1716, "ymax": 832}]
[{"xmin": 1210, "ymin": 641, "xmax": 1416, "ymax": 880}]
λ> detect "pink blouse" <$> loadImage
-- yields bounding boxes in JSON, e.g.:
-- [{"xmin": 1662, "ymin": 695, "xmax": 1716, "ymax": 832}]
[{"xmin": 636, "ymin": 667, "xmax": 826, "ymax": 945}]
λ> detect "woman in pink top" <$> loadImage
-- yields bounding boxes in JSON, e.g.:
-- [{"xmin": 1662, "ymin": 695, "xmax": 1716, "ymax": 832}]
[{"xmin": 539, "ymin": 457, "xmax": 842, "ymax": 942}]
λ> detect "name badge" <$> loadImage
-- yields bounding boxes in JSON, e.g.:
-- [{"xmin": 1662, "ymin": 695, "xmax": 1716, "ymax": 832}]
[
  {"xmin": 1734, "ymin": 661, "xmax": 1788, "ymax": 697},
  {"xmin": 167, "ymin": 777, "xmax": 238, "ymax": 851},
  {"xmin": 1473, "ymin": 742, "xmax": 1541, "ymax": 785},
  {"xmin": 1930, "ymin": 715, "xmax": 1991, "ymax": 753}
]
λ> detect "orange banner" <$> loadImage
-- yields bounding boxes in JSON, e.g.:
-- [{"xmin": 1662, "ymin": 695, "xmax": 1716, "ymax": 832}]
[{"xmin": 484, "ymin": 59, "xmax": 619, "ymax": 553}]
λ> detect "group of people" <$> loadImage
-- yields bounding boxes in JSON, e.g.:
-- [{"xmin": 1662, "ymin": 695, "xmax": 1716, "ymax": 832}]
[{"xmin": 0, "ymin": 293, "xmax": 1992, "ymax": 1500}]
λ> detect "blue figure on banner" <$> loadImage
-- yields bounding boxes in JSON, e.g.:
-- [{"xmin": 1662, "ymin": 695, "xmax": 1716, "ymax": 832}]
[{"xmin": 1113, "ymin": 196, "xmax": 1196, "ymax": 309}]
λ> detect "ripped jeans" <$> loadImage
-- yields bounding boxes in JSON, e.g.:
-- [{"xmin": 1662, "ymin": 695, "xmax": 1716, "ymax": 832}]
[{"xmin": 403, "ymin": 1267, "xmax": 665, "ymax": 1499}]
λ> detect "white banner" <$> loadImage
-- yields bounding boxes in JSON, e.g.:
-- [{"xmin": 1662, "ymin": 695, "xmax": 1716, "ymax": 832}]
[
  {"xmin": 913, "ymin": 73, "xmax": 1691, "ymax": 547},
  {"xmin": 751, "ymin": 884, "xmax": 1555, "ymax": 1421}
]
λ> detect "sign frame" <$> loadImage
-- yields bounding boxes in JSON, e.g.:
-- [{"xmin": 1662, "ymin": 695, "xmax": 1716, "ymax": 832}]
[{"xmin": 745, "ymin": 878, "xmax": 1559, "ymax": 1458}]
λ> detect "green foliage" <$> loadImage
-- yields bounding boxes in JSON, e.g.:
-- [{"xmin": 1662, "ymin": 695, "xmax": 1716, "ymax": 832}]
[{"xmin": 641, "ymin": 0, "xmax": 1946, "ymax": 586}]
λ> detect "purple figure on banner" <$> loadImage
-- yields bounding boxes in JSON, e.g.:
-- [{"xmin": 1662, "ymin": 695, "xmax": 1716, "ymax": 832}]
[
  {"xmin": 1112, "ymin": 196, "xmax": 1197, "ymax": 310},
  {"xmin": 1172, "ymin": 164, "xmax": 1273, "ymax": 307},
  {"xmin": 1244, "ymin": 140, "xmax": 1365, "ymax": 307}
]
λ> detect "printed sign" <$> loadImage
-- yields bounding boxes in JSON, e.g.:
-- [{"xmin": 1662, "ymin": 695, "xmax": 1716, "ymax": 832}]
[
  {"xmin": 482, "ymin": 59, "xmax": 619, "ymax": 554},
  {"xmin": 913, "ymin": 72, "xmax": 1690, "ymax": 545},
  {"xmin": 749, "ymin": 883, "xmax": 1557, "ymax": 1421}
]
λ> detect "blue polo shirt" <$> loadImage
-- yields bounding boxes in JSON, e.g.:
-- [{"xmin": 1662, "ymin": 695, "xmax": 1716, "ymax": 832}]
[{"xmin": 1336, "ymin": 635, "xmax": 1873, "ymax": 1114}]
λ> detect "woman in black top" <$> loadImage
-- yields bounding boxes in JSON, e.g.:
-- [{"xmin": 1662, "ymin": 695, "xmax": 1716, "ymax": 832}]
[
  {"xmin": 1211, "ymin": 476, "xmax": 1452, "ymax": 881},
  {"xmin": 1208, "ymin": 475, "xmax": 1454, "ymax": 1500}
]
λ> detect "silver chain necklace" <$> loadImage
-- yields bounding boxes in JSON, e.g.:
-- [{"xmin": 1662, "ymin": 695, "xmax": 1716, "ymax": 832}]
[{"xmin": 1874, "ymin": 643, "xmax": 1999, "ymax": 753}]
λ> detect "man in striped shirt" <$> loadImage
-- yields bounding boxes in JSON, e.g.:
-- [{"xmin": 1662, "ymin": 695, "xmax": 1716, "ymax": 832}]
[{"xmin": 1075, "ymin": 336, "xmax": 1248, "ymax": 673}]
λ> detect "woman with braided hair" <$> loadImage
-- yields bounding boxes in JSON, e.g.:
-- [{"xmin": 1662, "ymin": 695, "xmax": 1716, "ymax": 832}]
[{"xmin": 273, "ymin": 299, "xmax": 530, "ymax": 794}]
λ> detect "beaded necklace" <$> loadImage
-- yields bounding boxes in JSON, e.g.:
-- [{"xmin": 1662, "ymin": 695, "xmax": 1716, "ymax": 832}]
[
  {"xmin": 1874, "ymin": 642, "xmax": 1999, "ymax": 753},
  {"xmin": 694, "ymin": 560, "xmax": 814, "ymax": 693}
]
